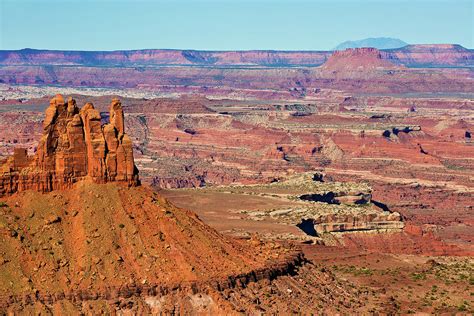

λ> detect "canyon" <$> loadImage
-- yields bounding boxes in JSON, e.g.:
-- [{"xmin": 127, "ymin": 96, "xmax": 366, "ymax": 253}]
[{"xmin": 0, "ymin": 46, "xmax": 473, "ymax": 313}]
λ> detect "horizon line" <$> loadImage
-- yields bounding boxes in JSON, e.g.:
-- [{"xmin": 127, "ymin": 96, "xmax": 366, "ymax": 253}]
[{"xmin": 1, "ymin": 43, "xmax": 472, "ymax": 53}]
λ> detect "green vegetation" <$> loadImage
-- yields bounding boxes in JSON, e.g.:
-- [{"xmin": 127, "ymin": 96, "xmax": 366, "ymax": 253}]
[
  {"xmin": 411, "ymin": 272, "xmax": 427, "ymax": 281},
  {"xmin": 457, "ymin": 301, "xmax": 470, "ymax": 312},
  {"xmin": 328, "ymin": 258, "xmax": 474, "ymax": 314},
  {"xmin": 442, "ymin": 162, "xmax": 467, "ymax": 171}
]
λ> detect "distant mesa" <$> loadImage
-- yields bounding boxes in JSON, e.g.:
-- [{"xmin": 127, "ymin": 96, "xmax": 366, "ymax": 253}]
[
  {"xmin": 396, "ymin": 43, "xmax": 469, "ymax": 52},
  {"xmin": 334, "ymin": 37, "xmax": 408, "ymax": 50},
  {"xmin": 321, "ymin": 47, "xmax": 400, "ymax": 72},
  {"xmin": 0, "ymin": 95, "xmax": 139, "ymax": 196},
  {"xmin": 0, "ymin": 42, "xmax": 471, "ymax": 68}
]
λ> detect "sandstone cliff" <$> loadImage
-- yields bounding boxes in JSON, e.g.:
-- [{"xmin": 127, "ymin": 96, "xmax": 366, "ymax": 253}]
[
  {"xmin": 0, "ymin": 44, "xmax": 472, "ymax": 67},
  {"xmin": 0, "ymin": 95, "xmax": 139, "ymax": 196}
]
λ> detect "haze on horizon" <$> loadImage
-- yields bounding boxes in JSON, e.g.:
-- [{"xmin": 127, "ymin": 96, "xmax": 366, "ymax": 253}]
[{"xmin": 0, "ymin": 0, "xmax": 473, "ymax": 51}]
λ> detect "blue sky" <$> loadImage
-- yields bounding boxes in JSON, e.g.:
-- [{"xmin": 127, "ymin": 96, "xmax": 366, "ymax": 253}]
[{"xmin": 1, "ymin": 0, "xmax": 472, "ymax": 51}]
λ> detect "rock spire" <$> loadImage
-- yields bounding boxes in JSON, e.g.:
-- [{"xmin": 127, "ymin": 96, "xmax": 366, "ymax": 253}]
[{"xmin": 0, "ymin": 95, "xmax": 139, "ymax": 196}]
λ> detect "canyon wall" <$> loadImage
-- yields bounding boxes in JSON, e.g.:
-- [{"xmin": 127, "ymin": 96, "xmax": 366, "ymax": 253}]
[{"xmin": 0, "ymin": 44, "xmax": 472, "ymax": 67}]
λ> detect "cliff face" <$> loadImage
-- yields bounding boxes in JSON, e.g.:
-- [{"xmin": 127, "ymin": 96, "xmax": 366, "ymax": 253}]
[
  {"xmin": 0, "ymin": 49, "xmax": 330, "ymax": 67},
  {"xmin": 0, "ymin": 44, "xmax": 472, "ymax": 67},
  {"xmin": 385, "ymin": 44, "xmax": 474, "ymax": 67},
  {"xmin": 0, "ymin": 95, "xmax": 139, "ymax": 196}
]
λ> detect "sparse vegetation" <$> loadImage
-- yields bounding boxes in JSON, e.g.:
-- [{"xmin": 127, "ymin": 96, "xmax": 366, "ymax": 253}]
[{"xmin": 411, "ymin": 272, "xmax": 427, "ymax": 281}]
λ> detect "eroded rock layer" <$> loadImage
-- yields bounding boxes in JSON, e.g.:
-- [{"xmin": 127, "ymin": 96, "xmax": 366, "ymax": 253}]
[{"xmin": 0, "ymin": 95, "xmax": 139, "ymax": 196}]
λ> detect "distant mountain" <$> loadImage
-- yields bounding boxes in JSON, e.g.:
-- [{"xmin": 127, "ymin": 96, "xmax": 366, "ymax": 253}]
[{"xmin": 334, "ymin": 37, "xmax": 408, "ymax": 50}]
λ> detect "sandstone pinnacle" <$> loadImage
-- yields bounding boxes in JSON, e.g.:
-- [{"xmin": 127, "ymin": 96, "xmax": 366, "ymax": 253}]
[{"xmin": 0, "ymin": 95, "xmax": 139, "ymax": 196}]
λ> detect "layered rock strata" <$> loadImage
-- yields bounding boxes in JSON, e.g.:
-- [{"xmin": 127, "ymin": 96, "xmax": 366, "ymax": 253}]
[
  {"xmin": 1, "ymin": 44, "xmax": 472, "ymax": 67},
  {"xmin": 310, "ymin": 211, "xmax": 404, "ymax": 235},
  {"xmin": 0, "ymin": 95, "xmax": 139, "ymax": 196},
  {"xmin": 321, "ymin": 47, "xmax": 400, "ymax": 72}
]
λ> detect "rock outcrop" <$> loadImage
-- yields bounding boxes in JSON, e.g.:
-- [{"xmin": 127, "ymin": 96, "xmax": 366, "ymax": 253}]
[
  {"xmin": 293, "ymin": 189, "xmax": 404, "ymax": 236},
  {"xmin": 0, "ymin": 95, "xmax": 139, "ymax": 196},
  {"xmin": 310, "ymin": 211, "xmax": 404, "ymax": 235},
  {"xmin": 321, "ymin": 48, "xmax": 400, "ymax": 73}
]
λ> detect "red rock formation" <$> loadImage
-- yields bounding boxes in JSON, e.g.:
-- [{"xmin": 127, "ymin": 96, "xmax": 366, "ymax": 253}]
[
  {"xmin": 385, "ymin": 44, "xmax": 474, "ymax": 67},
  {"xmin": 0, "ymin": 95, "xmax": 139, "ymax": 196},
  {"xmin": 0, "ymin": 45, "xmax": 472, "ymax": 67},
  {"xmin": 321, "ymin": 48, "xmax": 400, "ymax": 73}
]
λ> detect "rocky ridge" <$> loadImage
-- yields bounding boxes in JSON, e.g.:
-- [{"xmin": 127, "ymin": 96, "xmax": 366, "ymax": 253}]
[
  {"xmin": 0, "ymin": 180, "xmax": 305, "ymax": 313},
  {"xmin": 0, "ymin": 95, "xmax": 139, "ymax": 196}
]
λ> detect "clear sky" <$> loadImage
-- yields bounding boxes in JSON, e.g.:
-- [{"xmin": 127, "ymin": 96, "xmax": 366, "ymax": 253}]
[{"xmin": 1, "ymin": 0, "xmax": 472, "ymax": 51}]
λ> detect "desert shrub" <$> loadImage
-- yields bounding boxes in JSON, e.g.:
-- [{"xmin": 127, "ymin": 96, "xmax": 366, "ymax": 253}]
[{"xmin": 411, "ymin": 272, "xmax": 427, "ymax": 281}]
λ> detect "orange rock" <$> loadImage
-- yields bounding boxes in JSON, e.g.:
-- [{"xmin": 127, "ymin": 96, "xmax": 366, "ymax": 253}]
[
  {"xmin": 0, "ymin": 95, "xmax": 139, "ymax": 196},
  {"xmin": 110, "ymin": 98, "xmax": 125, "ymax": 137},
  {"xmin": 66, "ymin": 96, "xmax": 78, "ymax": 118},
  {"xmin": 12, "ymin": 148, "xmax": 29, "ymax": 170},
  {"xmin": 80, "ymin": 102, "xmax": 106, "ymax": 180}
]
